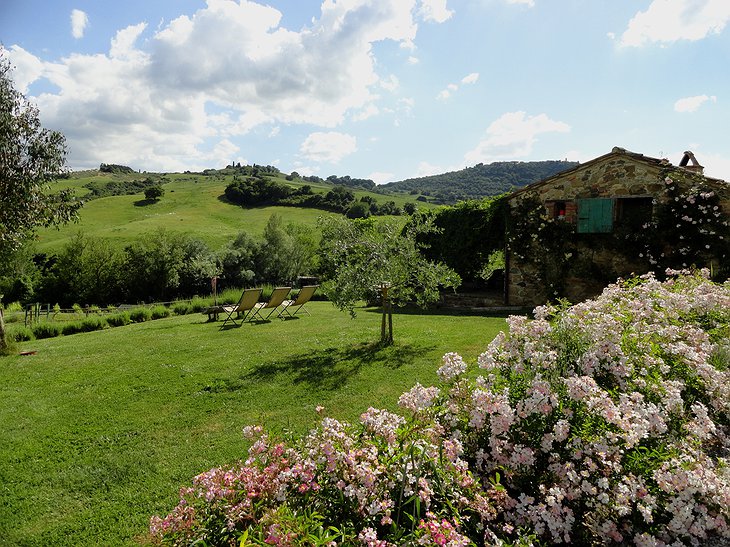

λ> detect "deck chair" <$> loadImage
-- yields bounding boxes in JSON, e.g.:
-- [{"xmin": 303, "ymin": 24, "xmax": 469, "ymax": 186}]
[
  {"xmin": 250, "ymin": 286, "xmax": 291, "ymax": 321},
  {"xmin": 219, "ymin": 288, "xmax": 262, "ymax": 329},
  {"xmin": 279, "ymin": 285, "xmax": 318, "ymax": 318}
]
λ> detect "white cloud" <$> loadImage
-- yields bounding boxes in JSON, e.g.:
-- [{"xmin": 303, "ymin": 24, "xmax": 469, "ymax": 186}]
[
  {"xmin": 620, "ymin": 0, "xmax": 730, "ymax": 47},
  {"xmin": 461, "ymin": 72, "xmax": 479, "ymax": 85},
  {"xmin": 299, "ymin": 132, "xmax": 357, "ymax": 164},
  {"xmin": 368, "ymin": 171, "xmax": 395, "ymax": 185},
  {"xmin": 380, "ymin": 74, "xmax": 400, "ymax": 92},
  {"xmin": 10, "ymin": 0, "xmax": 452, "ymax": 171},
  {"xmin": 407, "ymin": 55, "xmax": 420, "ymax": 64},
  {"xmin": 506, "ymin": 0, "xmax": 535, "ymax": 7},
  {"xmin": 352, "ymin": 104, "xmax": 380, "ymax": 122},
  {"xmin": 674, "ymin": 94, "xmax": 717, "ymax": 112},
  {"xmin": 437, "ymin": 74, "xmax": 477, "ymax": 100},
  {"xmin": 7, "ymin": 45, "xmax": 45, "ymax": 93},
  {"xmin": 464, "ymin": 111, "xmax": 570, "ymax": 164},
  {"xmin": 71, "ymin": 9, "xmax": 88, "ymax": 39},
  {"xmin": 418, "ymin": 0, "xmax": 454, "ymax": 23}
]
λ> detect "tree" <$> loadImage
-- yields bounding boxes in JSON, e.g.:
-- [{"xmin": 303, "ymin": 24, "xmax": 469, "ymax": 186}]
[
  {"xmin": 0, "ymin": 50, "xmax": 81, "ymax": 353},
  {"xmin": 318, "ymin": 217, "xmax": 460, "ymax": 345},
  {"xmin": 144, "ymin": 185, "xmax": 164, "ymax": 201}
]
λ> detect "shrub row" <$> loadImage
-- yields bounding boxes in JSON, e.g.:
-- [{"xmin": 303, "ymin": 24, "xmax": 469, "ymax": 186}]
[{"xmin": 7, "ymin": 304, "xmax": 183, "ymax": 342}]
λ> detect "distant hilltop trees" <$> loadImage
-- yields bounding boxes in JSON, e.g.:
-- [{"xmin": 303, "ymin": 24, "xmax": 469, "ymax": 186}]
[
  {"xmin": 382, "ymin": 160, "xmax": 579, "ymax": 203},
  {"xmin": 99, "ymin": 163, "xmax": 135, "ymax": 174}
]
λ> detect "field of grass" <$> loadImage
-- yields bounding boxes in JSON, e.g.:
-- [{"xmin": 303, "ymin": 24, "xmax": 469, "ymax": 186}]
[
  {"xmin": 0, "ymin": 302, "xmax": 508, "ymax": 546},
  {"xmin": 36, "ymin": 171, "xmax": 432, "ymax": 254}
]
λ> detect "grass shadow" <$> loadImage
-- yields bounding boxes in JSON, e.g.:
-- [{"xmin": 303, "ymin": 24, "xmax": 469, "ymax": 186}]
[
  {"xmin": 226, "ymin": 341, "xmax": 434, "ymax": 392},
  {"xmin": 362, "ymin": 306, "xmax": 523, "ymax": 318}
]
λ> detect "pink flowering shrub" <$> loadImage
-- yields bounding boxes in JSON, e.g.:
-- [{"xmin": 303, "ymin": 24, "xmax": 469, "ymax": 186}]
[{"xmin": 151, "ymin": 271, "xmax": 729, "ymax": 546}]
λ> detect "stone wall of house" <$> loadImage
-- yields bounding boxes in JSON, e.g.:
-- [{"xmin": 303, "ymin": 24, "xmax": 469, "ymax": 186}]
[
  {"xmin": 506, "ymin": 262, "xmax": 544, "ymax": 308},
  {"xmin": 527, "ymin": 154, "xmax": 665, "ymax": 203}
]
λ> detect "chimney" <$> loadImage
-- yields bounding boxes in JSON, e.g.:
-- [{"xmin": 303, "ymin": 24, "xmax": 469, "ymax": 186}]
[{"xmin": 678, "ymin": 151, "xmax": 704, "ymax": 174}]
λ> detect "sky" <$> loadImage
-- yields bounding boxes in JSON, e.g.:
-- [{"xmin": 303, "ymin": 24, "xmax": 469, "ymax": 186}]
[{"xmin": 1, "ymin": 0, "xmax": 729, "ymax": 183}]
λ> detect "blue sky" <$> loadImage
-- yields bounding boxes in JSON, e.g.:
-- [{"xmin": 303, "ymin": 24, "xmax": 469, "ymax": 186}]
[{"xmin": 2, "ymin": 0, "xmax": 729, "ymax": 183}]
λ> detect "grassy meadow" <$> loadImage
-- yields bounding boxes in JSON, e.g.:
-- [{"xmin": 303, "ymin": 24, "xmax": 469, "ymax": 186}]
[
  {"xmin": 0, "ymin": 302, "xmax": 507, "ymax": 546},
  {"xmin": 35, "ymin": 170, "xmax": 432, "ymax": 253}
]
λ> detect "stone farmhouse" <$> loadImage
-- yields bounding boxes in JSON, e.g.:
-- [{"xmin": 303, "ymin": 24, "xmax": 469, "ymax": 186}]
[{"xmin": 504, "ymin": 147, "xmax": 730, "ymax": 306}]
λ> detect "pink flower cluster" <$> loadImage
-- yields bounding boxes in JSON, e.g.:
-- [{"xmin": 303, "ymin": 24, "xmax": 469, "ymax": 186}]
[{"xmin": 152, "ymin": 271, "xmax": 729, "ymax": 546}]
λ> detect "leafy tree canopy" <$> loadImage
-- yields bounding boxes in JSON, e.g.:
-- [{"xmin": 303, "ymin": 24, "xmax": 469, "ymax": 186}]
[
  {"xmin": 382, "ymin": 160, "xmax": 578, "ymax": 204},
  {"xmin": 0, "ymin": 51, "xmax": 81, "ymax": 256},
  {"xmin": 318, "ymin": 216, "xmax": 460, "ymax": 344}
]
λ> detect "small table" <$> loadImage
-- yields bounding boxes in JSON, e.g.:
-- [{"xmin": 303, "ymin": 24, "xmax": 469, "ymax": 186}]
[{"xmin": 204, "ymin": 306, "xmax": 225, "ymax": 321}]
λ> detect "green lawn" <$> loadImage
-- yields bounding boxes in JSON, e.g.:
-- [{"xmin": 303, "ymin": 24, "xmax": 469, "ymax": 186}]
[{"xmin": 0, "ymin": 303, "xmax": 507, "ymax": 546}]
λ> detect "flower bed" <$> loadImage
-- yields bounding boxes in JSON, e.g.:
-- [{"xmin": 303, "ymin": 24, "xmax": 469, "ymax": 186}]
[{"xmin": 151, "ymin": 271, "xmax": 729, "ymax": 546}]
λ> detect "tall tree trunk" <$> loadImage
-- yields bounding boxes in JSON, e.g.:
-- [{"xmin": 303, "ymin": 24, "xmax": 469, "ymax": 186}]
[{"xmin": 379, "ymin": 284, "xmax": 393, "ymax": 345}]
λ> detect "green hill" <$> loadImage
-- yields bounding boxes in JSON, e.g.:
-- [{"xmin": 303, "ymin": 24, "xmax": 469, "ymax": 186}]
[
  {"xmin": 382, "ymin": 160, "xmax": 579, "ymax": 203},
  {"xmin": 35, "ymin": 168, "xmax": 427, "ymax": 253}
]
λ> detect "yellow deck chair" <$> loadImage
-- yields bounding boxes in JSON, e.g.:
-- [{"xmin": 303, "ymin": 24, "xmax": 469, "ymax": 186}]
[
  {"xmin": 279, "ymin": 285, "xmax": 318, "ymax": 318},
  {"xmin": 219, "ymin": 288, "xmax": 262, "ymax": 329},
  {"xmin": 250, "ymin": 286, "xmax": 291, "ymax": 321}
]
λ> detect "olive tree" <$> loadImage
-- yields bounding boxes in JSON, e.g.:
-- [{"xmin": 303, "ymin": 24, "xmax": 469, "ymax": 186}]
[
  {"xmin": 318, "ymin": 216, "xmax": 460, "ymax": 345},
  {"xmin": 0, "ymin": 51, "xmax": 81, "ymax": 352}
]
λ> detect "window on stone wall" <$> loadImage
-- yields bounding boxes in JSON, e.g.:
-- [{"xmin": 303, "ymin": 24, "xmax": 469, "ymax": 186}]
[
  {"xmin": 577, "ymin": 198, "xmax": 614, "ymax": 233},
  {"xmin": 615, "ymin": 197, "xmax": 653, "ymax": 230},
  {"xmin": 553, "ymin": 201, "xmax": 567, "ymax": 219}
]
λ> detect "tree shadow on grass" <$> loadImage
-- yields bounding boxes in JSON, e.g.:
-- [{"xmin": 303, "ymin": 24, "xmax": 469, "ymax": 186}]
[
  {"xmin": 133, "ymin": 198, "xmax": 159, "ymax": 207},
  {"xmin": 204, "ymin": 341, "xmax": 434, "ymax": 393}
]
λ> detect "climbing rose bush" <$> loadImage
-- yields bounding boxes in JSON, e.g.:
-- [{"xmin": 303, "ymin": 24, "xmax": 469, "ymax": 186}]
[{"xmin": 151, "ymin": 271, "xmax": 729, "ymax": 546}]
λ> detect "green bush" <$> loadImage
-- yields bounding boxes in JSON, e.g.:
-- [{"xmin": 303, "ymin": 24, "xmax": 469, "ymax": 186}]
[
  {"xmin": 1, "ymin": 301, "xmax": 24, "ymax": 324},
  {"xmin": 129, "ymin": 307, "xmax": 151, "ymax": 323},
  {"xmin": 32, "ymin": 322, "xmax": 63, "ymax": 339},
  {"xmin": 61, "ymin": 318, "xmax": 105, "ymax": 336},
  {"xmin": 150, "ymin": 305, "xmax": 170, "ymax": 320},
  {"xmin": 80, "ymin": 317, "xmax": 106, "ymax": 332},
  {"xmin": 0, "ymin": 337, "xmax": 18, "ymax": 356},
  {"xmin": 7, "ymin": 325, "xmax": 34, "ymax": 342},
  {"xmin": 106, "ymin": 312, "xmax": 131, "ymax": 327},
  {"xmin": 61, "ymin": 322, "xmax": 83, "ymax": 336},
  {"xmin": 189, "ymin": 297, "xmax": 208, "ymax": 313},
  {"xmin": 172, "ymin": 302, "xmax": 192, "ymax": 316}
]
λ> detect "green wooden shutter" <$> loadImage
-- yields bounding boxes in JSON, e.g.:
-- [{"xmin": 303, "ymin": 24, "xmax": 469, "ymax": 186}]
[{"xmin": 577, "ymin": 198, "xmax": 613, "ymax": 233}]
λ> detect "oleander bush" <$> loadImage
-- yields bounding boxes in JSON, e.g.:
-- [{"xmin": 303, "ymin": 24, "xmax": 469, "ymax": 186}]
[
  {"xmin": 151, "ymin": 271, "xmax": 730, "ymax": 546},
  {"xmin": 129, "ymin": 307, "xmax": 152, "ymax": 323},
  {"xmin": 106, "ymin": 312, "xmax": 131, "ymax": 327},
  {"xmin": 172, "ymin": 302, "xmax": 192, "ymax": 316},
  {"xmin": 61, "ymin": 317, "xmax": 107, "ymax": 336},
  {"xmin": 150, "ymin": 305, "xmax": 171, "ymax": 320},
  {"xmin": 189, "ymin": 296, "xmax": 209, "ymax": 313},
  {"xmin": 31, "ymin": 322, "xmax": 63, "ymax": 339},
  {"xmin": 7, "ymin": 324, "xmax": 34, "ymax": 342}
]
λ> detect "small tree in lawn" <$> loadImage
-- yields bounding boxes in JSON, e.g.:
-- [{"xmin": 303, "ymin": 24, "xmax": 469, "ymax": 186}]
[
  {"xmin": 144, "ymin": 185, "xmax": 164, "ymax": 201},
  {"xmin": 318, "ymin": 216, "xmax": 460, "ymax": 345},
  {"xmin": 0, "ymin": 50, "xmax": 81, "ymax": 353}
]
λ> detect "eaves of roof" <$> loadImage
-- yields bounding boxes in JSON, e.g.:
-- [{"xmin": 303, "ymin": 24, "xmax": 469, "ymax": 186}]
[{"xmin": 506, "ymin": 146, "xmax": 728, "ymax": 201}]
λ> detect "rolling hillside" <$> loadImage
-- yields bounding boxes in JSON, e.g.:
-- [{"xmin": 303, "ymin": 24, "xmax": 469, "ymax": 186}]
[
  {"xmin": 36, "ymin": 160, "xmax": 579, "ymax": 253},
  {"xmin": 382, "ymin": 160, "xmax": 579, "ymax": 203},
  {"xmin": 35, "ymin": 167, "xmax": 433, "ymax": 253}
]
